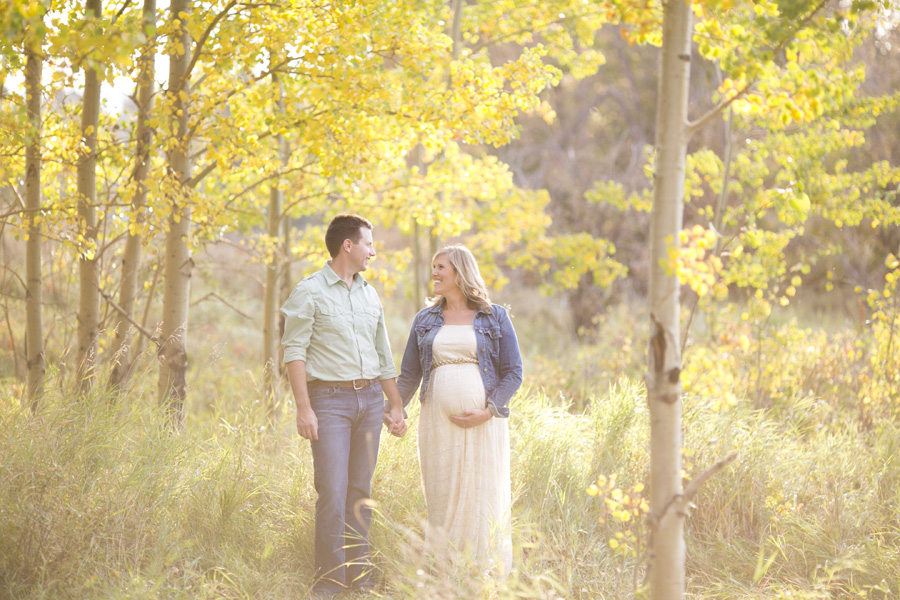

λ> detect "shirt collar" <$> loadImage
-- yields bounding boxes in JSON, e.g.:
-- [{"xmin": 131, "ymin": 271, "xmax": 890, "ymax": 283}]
[{"xmin": 323, "ymin": 261, "xmax": 368, "ymax": 288}]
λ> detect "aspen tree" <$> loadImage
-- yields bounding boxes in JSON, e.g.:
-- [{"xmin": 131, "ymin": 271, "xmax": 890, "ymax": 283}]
[
  {"xmin": 75, "ymin": 0, "xmax": 102, "ymax": 390},
  {"xmin": 24, "ymin": 13, "xmax": 45, "ymax": 409},
  {"xmin": 262, "ymin": 65, "xmax": 287, "ymax": 404},
  {"xmin": 645, "ymin": 1, "xmax": 691, "ymax": 596},
  {"xmin": 110, "ymin": 0, "xmax": 157, "ymax": 391},
  {"xmin": 158, "ymin": 0, "xmax": 193, "ymax": 423}
]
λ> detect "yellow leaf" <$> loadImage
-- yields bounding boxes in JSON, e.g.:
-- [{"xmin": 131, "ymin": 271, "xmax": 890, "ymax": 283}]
[{"xmin": 788, "ymin": 193, "xmax": 811, "ymax": 219}]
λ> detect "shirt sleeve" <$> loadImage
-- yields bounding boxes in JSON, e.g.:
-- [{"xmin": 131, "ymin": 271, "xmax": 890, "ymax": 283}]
[
  {"xmin": 375, "ymin": 303, "xmax": 398, "ymax": 380},
  {"xmin": 280, "ymin": 281, "xmax": 314, "ymax": 364}
]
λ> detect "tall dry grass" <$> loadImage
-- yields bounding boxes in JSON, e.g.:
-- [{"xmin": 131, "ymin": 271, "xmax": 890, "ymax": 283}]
[{"xmin": 2, "ymin": 294, "xmax": 900, "ymax": 599}]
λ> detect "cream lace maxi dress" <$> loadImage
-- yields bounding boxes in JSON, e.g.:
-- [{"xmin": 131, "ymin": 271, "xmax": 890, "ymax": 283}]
[{"xmin": 419, "ymin": 324, "xmax": 512, "ymax": 573}]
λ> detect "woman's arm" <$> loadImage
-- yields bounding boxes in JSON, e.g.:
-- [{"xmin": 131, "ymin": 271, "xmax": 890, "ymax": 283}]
[
  {"xmin": 396, "ymin": 317, "xmax": 424, "ymax": 407},
  {"xmin": 487, "ymin": 307, "xmax": 524, "ymax": 417}
]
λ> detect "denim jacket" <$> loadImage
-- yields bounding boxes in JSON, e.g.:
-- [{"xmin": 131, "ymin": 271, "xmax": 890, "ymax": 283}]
[{"xmin": 397, "ymin": 303, "xmax": 523, "ymax": 418}]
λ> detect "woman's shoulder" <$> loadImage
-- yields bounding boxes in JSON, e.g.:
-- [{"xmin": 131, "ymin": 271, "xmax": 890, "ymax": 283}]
[
  {"xmin": 413, "ymin": 305, "xmax": 442, "ymax": 322},
  {"xmin": 475, "ymin": 303, "xmax": 512, "ymax": 326},
  {"xmin": 488, "ymin": 303, "xmax": 511, "ymax": 318}
]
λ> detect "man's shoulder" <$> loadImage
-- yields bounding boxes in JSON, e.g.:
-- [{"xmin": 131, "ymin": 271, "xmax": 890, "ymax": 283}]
[
  {"xmin": 295, "ymin": 269, "xmax": 327, "ymax": 290},
  {"xmin": 284, "ymin": 270, "xmax": 327, "ymax": 303}
]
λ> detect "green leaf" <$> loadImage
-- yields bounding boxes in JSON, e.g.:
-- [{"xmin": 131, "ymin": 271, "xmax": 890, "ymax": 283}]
[{"xmin": 788, "ymin": 192, "xmax": 811, "ymax": 220}]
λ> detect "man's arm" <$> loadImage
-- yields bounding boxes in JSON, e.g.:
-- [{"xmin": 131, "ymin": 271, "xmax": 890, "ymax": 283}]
[
  {"xmin": 379, "ymin": 378, "xmax": 407, "ymax": 438},
  {"xmin": 286, "ymin": 360, "xmax": 318, "ymax": 441}
]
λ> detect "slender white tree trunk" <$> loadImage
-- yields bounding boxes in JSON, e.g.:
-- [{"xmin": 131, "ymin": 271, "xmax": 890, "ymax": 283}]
[
  {"xmin": 646, "ymin": 1, "xmax": 693, "ymax": 599},
  {"xmin": 263, "ymin": 70, "xmax": 287, "ymax": 402},
  {"xmin": 412, "ymin": 220, "xmax": 423, "ymax": 308},
  {"xmin": 76, "ymin": 0, "xmax": 102, "ymax": 390},
  {"xmin": 158, "ymin": 0, "xmax": 193, "ymax": 424},
  {"xmin": 110, "ymin": 0, "xmax": 156, "ymax": 391},
  {"xmin": 278, "ymin": 212, "xmax": 291, "ymax": 380},
  {"xmin": 24, "ymin": 28, "xmax": 45, "ymax": 409}
]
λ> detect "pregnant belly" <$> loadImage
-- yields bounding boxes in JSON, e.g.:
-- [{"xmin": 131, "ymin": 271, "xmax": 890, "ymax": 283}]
[{"xmin": 429, "ymin": 363, "xmax": 486, "ymax": 418}]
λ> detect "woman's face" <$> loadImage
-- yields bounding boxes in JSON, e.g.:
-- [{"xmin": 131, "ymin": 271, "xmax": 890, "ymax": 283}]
[{"xmin": 431, "ymin": 254, "xmax": 459, "ymax": 296}]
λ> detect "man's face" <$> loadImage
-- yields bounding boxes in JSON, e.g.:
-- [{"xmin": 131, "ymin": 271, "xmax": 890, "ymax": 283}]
[{"xmin": 348, "ymin": 227, "xmax": 376, "ymax": 273}]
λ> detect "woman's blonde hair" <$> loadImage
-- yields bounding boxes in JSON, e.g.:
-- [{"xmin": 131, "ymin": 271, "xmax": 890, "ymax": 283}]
[{"xmin": 428, "ymin": 245, "xmax": 492, "ymax": 312}]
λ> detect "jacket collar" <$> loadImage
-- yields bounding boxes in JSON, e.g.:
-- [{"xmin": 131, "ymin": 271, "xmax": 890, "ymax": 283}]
[{"xmin": 424, "ymin": 301, "xmax": 490, "ymax": 316}]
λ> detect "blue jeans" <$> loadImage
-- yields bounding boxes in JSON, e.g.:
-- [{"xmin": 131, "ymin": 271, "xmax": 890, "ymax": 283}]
[{"xmin": 308, "ymin": 382, "xmax": 384, "ymax": 594}]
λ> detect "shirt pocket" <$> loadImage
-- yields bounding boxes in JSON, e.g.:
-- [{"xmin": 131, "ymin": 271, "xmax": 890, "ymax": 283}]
[
  {"xmin": 357, "ymin": 306, "xmax": 381, "ymax": 339},
  {"xmin": 316, "ymin": 304, "xmax": 349, "ymax": 336}
]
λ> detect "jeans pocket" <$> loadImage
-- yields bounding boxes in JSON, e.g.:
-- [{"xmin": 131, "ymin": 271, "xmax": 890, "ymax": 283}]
[{"xmin": 308, "ymin": 385, "xmax": 336, "ymax": 410}]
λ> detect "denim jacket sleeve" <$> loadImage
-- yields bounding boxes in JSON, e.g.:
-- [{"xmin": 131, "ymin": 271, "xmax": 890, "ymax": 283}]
[
  {"xmin": 396, "ymin": 313, "xmax": 424, "ymax": 408},
  {"xmin": 485, "ymin": 305, "xmax": 524, "ymax": 418}
]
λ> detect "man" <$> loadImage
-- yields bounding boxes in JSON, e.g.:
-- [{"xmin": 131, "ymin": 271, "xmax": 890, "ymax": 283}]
[{"xmin": 281, "ymin": 214, "xmax": 407, "ymax": 598}]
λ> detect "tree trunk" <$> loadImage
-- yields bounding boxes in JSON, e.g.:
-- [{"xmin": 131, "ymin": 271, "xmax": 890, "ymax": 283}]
[
  {"xmin": 110, "ymin": 0, "xmax": 156, "ymax": 391},
  {"xmin": 278, "ymin": 209, "xmax": 291, "ymax": 380},
  {"xmin": 158, "ymin": 0, "xmax": 193, "ymax": 425},
  {"xmin": 24, "ymin": 28, "xmax": 45, "ymax": 409},
  {"xmin": 76, "ymin": 0, "xmax": 102, "ymax": 391},
  {"xmin": 263, "ymin": 69, "xmax": 287, "ymax": 403},
  {"xmin": 412, "ymin": 220, "xmax": 423, "ymax": 308},
  {"xmin": 646, "ymin": 1, "xmax": 693, "ymax": 599}
]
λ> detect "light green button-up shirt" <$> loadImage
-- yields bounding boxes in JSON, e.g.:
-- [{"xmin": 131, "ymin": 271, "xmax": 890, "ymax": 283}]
[{"xmin": 280, "ymin": 262, "xmax": 398, "ymax": 382}]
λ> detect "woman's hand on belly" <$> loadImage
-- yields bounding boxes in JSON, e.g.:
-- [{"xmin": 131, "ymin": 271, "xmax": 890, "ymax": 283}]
[{"xmin": 448, "ymin": 408, "xmax": 493, "ymax": 429}]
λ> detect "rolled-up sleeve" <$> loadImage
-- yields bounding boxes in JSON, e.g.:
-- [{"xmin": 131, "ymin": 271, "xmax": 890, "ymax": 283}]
[
  {"xmin": 280, "ymin": 282, "xmax": 314, "ymax": 364},
  {"xmin": 375, "ymin": 306, "xmax": 398, "ymax": 380}
]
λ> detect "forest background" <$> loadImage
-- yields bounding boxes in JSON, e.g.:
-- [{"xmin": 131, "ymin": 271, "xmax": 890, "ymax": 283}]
[{"xmin": 2, "ymin": 0, "xmax": 900, "ymax": 598}]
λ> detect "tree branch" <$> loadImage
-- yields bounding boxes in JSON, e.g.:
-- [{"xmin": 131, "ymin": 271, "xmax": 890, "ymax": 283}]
[
  {"xmin": 190, "ymin": 292, "xmax": 252, "ymax": 320},
  {"xmin": 224, "ymin": 162, "xmax": 317, "ymax": 204},
  {"xmin": 687, "ymin": 0, "xmax": 830, "ymax": 138},
  {"xmin": 110, "ymin": 0, "xmax": 134, "ymax": 24},
  {"xmin": 686, "ymin": 79, "xmax": 754, "ymax": 138},
  {"xmin": 652, "ymin": 452, "xmax": 738, "ymax": 529},
  {"xmin": 683, "ymin": 452, "xmax": 738, "ymax": 505},
  {"xmin": 182, "ymin": 57, "xmax": 292, "ymax": 150},
  {"xmin": 186, "ymin": 161, "xmax": 217, "ymax": 188},
  {"xmin": 177, "ymin": 0, "xmax": 239, "ymax": 93},
  {"xmin": 2, "ymin": 179, "xmax": 27, "ymax": 211},
  {"xmin": 99, "ymin": 288, "xmax": 159, "ymax": 343}
]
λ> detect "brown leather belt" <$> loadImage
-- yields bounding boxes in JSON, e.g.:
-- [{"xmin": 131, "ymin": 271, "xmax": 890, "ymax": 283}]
[{"xmin": 307, "ymin": 378, "xmax": 379, "ymax": 391}]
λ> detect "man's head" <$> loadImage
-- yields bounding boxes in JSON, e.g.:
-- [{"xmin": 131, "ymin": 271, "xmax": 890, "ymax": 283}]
[
  {"xmin": 326, "ymin": 214, "xmax": 376, "ymax": 274},
  {"xmin": 325, "ymin": 214, "xmax": 374, "ymax": 258}
]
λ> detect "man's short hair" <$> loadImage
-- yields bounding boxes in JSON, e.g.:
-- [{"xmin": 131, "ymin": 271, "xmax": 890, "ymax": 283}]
[{"xmin": 325, "ymin": 214, "xmax": 373, "ymax": 258}]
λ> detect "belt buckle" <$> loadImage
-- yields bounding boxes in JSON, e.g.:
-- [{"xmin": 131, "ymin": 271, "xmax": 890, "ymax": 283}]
[{"xmin": 353, "ymin": 379, "xmax": 365, "ymax": 390}]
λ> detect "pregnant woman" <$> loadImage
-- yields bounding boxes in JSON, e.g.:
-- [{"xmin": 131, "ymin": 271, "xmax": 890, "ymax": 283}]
[{"xmin": 397, "ymin": 245, "xmax": 523, "ymax": 573}]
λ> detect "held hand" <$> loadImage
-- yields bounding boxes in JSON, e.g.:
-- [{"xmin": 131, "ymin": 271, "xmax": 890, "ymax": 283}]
[
  {"xmin": 384, "ymin": 408, "xmax": 407, "ymax": 438},
  {"xmin": 449, "ymin": 408, "xmax": 492, "ymax": 429},
  {"xmin": 296, "ymin": 406, "xmax": 318, "ymax": 441}
]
